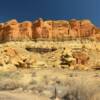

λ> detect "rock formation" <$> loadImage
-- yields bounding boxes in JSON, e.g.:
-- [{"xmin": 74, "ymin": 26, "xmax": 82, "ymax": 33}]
[
  {"xmin": 0, "ymin": 18, "xmax": 100, "ymax": 41},
  {"xmin": 19, "ymin": 21, "xmax": 32, "ymax": 40},
  {"xmin": 2, "ymin": 19, "xmax": 19, "ymax": 41}
]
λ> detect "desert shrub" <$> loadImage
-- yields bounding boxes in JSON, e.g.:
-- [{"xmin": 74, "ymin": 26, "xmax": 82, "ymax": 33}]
[{"xmin": 61, "ymin": 79, "xmax": 100, "ymax": 100}]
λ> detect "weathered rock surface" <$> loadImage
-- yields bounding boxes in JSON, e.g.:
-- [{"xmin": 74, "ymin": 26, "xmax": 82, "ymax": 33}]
[
  {"xmin": 0, "ymin": 18, "xmax": 100, "ymax": 41},
  {"xmin": 0, "ymin": 41, "xmax": 99, "ymax": 71},
  {"xmin": 19, "ymin": 21, "xmax": 32, "ymax": 40}
]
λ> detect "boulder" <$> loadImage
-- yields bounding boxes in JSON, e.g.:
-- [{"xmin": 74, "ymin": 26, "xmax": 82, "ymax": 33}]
[{"xmin": 72, "ymin": 51, "xmax": 89, "ymax": 65}]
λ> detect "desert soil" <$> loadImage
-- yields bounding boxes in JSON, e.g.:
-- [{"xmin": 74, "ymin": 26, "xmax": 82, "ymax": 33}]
[{"xmin": 0, "ymin": 68, "xmax": 99, "ymax": 100}]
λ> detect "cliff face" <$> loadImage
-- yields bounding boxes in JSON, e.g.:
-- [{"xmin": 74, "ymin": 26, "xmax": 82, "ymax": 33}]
[
  {"xmin": 0, "ymin": 18, "xmax": 99, "ymax": 41},
  {"xmin": 32, "ymin": 19, "xmax": 96, "ymax": 40}
]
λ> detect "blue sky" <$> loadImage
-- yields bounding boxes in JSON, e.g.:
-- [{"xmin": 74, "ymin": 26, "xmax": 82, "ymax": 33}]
[{"xmin": 0, "ymin": 0, "xmax": 100, "ymax": 26}]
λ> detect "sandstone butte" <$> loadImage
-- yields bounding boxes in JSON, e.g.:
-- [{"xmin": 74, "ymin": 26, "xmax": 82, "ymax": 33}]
[{"xmin": 0, "ymin": 18, "xmax": 100, "ymax": 41}]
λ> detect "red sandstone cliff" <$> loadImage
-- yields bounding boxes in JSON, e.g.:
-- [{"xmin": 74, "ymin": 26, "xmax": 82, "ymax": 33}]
[{"xmin": 0, "ymin": 18, "xmax": 99, "ymax": 41}]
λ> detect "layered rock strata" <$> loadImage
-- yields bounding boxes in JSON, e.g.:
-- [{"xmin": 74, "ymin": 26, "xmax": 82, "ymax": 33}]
[{"xmin": 0, "ymin": 18, "xmax": 100, "ymax": 41}]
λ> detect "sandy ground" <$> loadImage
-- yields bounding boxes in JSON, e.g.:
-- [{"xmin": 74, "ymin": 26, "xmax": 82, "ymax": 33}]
[{"xmin": 0, "ymin": 91, "xmax": 50, "ymax": 100}]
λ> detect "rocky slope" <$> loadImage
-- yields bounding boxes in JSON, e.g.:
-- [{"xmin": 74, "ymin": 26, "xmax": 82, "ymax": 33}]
[
  {"xmin": 0, "ymin": 41, "xmax": 99, "ymax": 71},
  {"xmin": 0, "ymin": 18, "xmax": 100, "ymax": 41}
]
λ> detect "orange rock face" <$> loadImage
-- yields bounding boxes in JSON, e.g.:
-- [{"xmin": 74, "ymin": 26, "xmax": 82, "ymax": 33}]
[
  {"xmin": 19, "ymin": 21, "xmax": 32, "ymax": 40},
  {"xmin": 80, "ymin": 20, "xmax": 95, "ymax": 37},
  {"xmin": 0, "ymin": 18, "xmax": 99, "ymax": 41},
  {"xmin": 94, "ymin": 28, "xmax": 100, "ymax": 40},
  {"xmin": 52, "ymin": 20, "xmax": 69, "ymax": 40},
  {"xmin": 0, "ymin": 23, "xmax": 4, "ymax": 41},
  {"xmin": 69, "ymin": 19, "xmax": 80, "ymax": 38},
  {"xmin": 1, "ymin": 19, "xmax": 20, "ymax": 41},
  {"xmin": 32, "ymin": 19, "xmax": 98, "ymax": 40}
]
